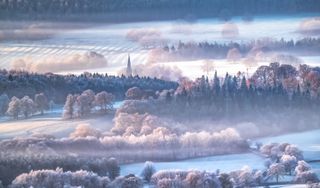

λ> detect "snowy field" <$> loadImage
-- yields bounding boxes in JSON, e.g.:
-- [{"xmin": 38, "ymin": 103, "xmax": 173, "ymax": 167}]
[
  {"xmin": 0, "ymin": 101, "xmax": 124, "ymax": 139},
  {"xmin": 121, "ymin": 153, "xmax": 265, "ymax": 176},
  {"xmin": 1, "ymin": 14, "xmax": 320, "ymax": 79}
]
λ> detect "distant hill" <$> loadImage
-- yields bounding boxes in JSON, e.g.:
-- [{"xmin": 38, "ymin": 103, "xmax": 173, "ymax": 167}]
[{"xmin": 1, "ymin": 0, "xmax": 320, "ymax": 22}]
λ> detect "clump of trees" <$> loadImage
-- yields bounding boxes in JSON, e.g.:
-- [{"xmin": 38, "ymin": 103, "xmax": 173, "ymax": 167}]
[
  {"xmin": 5, "ymin": 93, "xmax": 49, "ymax": 119},
  {"xmin": 0, "ymin": 150, "xmax": 121, "ymax": 186},
  {"xmin": 228, "ymin": 166, "xmax": 263, "ymax": 187},
  {"xmin": 294, "ymin": 161, "xmax": 319, "ymax": 183},
  {"xmin": 62, "ymin": 90, "xmax": 115, "ymax": 119},
  {"xmin": 260, "ymin": 143, "xmax": 318, "ymax": 184},
  {"xmin": 151, "ymin": 170, "xmax": 220, "ymax": 187},
  {"xmin": 109, "ymin": 174, "xmax": 143, "ymax": 188},
  {"xmin": 10, "ymin": 168, "xmax": 111, "ymax": 188}
]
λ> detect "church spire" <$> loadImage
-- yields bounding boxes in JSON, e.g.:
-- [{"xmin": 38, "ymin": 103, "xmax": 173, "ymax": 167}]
[{"xmin": 126, "ymin": 54, "xmax": 132, "ymax": 77}]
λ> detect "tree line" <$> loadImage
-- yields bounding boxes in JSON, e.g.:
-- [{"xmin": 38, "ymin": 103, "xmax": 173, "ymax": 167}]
[
  {"xmin": 160, "ymin": 37, "xmax": 320, "ymax": 61},
  {"xmin": 0, "ymin": 69, "xmax": 178, "ymax": 104},
  {"xmin": 155, "ymin": 62, "xmax": 320, "ymax": 119}
]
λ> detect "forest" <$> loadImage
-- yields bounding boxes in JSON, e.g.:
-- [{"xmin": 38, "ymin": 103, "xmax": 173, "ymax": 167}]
[{"xmin": 0, "ymin": 70, "xmax": 178, "ymax": 103}]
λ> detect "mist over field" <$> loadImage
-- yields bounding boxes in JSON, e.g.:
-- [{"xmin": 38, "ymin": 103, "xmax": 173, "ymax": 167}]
[{"xmin": 0, "ymin": 0, "xmax": 320, "ymax": 187}]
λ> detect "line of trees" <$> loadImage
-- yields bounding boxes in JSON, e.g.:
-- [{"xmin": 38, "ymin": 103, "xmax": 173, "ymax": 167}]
[
  {"xmin": 0, "ymin": 92, "xmax": 50, "ymax": 119},
  {"xmin": 159, "ymin": 37, "xmax": 320, "ymax": 61},
  {"xmin": 1, "ymin": 0, "xmax": 319, "ymax": 21},
  {"xmin": 0, "ymin": 70, "xmax": 178, "ymax": 104}
]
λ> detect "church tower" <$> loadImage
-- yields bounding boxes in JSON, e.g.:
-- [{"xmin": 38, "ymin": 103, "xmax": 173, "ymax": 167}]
[{"xmin": 126, "ymin": 54, "xmax": 133, "ymax": 77}]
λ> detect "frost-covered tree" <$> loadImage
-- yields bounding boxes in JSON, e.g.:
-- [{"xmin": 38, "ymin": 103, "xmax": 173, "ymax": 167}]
[
  {"xmin": 294, "ymin": 170, "xmax": 319, "ymax": 183},
  {"xmin": 267, "ymin": 163, "xmax": 285, "ymax": 183},
  {"xmin": 125, "ymin": 87, "xmax": 144, "ymax": 100},
  {"xmin": 76, "ymin": 90, "xmax": 95, "ymax": 117},
  {"xmin": 218, "ymin": 173, "xmax": 233, "ymax": 188},
  {"xmin": 151, "ymin": 170, "xmax": 220, "ymax": 188},
  {"xmin": 63, "ymin": 94, "xmax": 76, "ymax": 119},
  {"xmin": 6, "ymin": 96, "xmax": 20, "ymax": 119},
  {"xmin": 156, "ymin": 177, "xmax": 184, "ymax": 188},
  {"xmin": 284, "ymin": 144, "xmax": 303, "ymax": 160},
  {"xmin": 280, "ymin": 154, "xmax": 297, "ymax": 175},
  {"xmin": 0, "ymin": 94, "xmax": 9, "ymax": 115},
  {"xmin": 230, "ymin": 166, "xmax": 259, "ymax": 187},
  {"xmin": 294, "ymin": 161, "xmax": 319, "ymax": 183},
  {"xmin": 110, "ymin": 174, "xmax": 143, "ymax": 188},
  {"xmin": 295, "ymin": 160, "xmax": 311, "ymax": 174},
  {"xmin": 107, "ymin": 158, "xmax": 120, "ymax": 180},
  {"xmin": 34, "ymin": 93, "xmax": 49, "ymax": 115},
  {"xmin": 83, "ymin": 89, "xmax": 95, "ymax": 106},
  {"xmin": 141, "ymin": 161, "xmax": 156, "ymax": 183},
  {"xmin": 95, "ymin": 91, "xmax": 115, "ymax": 112},
  {"xmin": 20, "ymin": 96, "xmax": 35, "ymax": 118}
]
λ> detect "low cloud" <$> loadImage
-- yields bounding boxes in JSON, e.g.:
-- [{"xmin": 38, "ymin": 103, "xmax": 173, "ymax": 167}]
[
  {"xmin": 11, "ymin": 51, "xmax": 108, "ymax": 73},
  {"xmin": 221, "ymin": 22, "xmax": 239, "ymax": 39},
  {"xmin": 0, "ymin": 21, "xmax": 94, "ymax": 41},
  {"xmin": 126, "ymin": 28, "xmax": 167, "ymax": 48},
  {"xmin": 298, "ymin": 17, "xmax": 320, "ymax": 36}
]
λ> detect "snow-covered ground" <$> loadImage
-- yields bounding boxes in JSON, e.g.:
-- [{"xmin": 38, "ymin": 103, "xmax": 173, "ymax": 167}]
[
  {"xmin": 121, "ymin": 153, "xmax": 265, "ymax": 176},
  {"xmin": 1, "ymin": 14, "xmax": 320, "ymax": 79},
  {"xmin": 0, "ymin": 114, "xmax": 114, "ymax": 139},
  {"xmin": 0, "ymin": 101, "xmax": 124, "ymax": 139}
]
